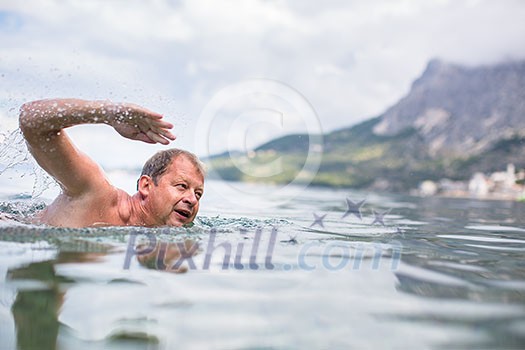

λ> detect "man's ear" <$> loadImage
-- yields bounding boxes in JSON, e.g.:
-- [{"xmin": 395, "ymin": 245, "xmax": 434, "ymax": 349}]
[{"xmin": 137, "ymin": 175, "xmax": 154, "ymax": 197}]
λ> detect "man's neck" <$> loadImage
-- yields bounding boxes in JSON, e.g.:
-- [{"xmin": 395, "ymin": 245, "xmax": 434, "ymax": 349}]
[{"xmin": 124, "ymin": 193, "xmax": 156, "ymax": 227}]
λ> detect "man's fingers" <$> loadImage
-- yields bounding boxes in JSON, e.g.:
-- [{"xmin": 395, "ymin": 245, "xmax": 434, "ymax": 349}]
[
  {"xmin": 144, "ymin": 112, "xmax": 166, "ymax": 122},
  {"xmin": 161, "ymin": 130, "xmax": 176, "ymax": 141},
  {"xmin": 146, "ymin": 130, "xmax": 170, "ymax": 145},
  {"xmin": 135, "ymin": 133, "xmax": 156, "ymax": 144},
  {"xmin": 119, "ymin": 109, "xmax": 174, "ymax": 145},
  {"xmin": 146, "ymin": 119, "xmax": 175, "ymax": 140},
  {"xmin": 159, "ymin": 120, "xmax": 173, "ymax": 128},
  {"xmin": 147, "ymin": 121, "xmax": 176, "ymax": 141},
  {"xmin": 152, "ymin": 126, "xmax": 176, "ymax": 140},
  {"xmin": 152, "ymin": 119, "xmax": 173, "ymax": 129}
]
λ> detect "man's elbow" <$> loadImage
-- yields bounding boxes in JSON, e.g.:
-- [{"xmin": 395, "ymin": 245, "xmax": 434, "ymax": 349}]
[
  {"xmin": 19, "ymin": 101, "xmax": 42, "ymax": 135},
  {"xmin": 19, "ymin": 102, "xmax": 33, "ymax": 130}
]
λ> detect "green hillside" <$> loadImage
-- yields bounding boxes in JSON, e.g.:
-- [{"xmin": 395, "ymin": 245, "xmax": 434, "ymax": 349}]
[{"xmin": 205, "ymin": 117, "xmax": 525, "ymax": 192}]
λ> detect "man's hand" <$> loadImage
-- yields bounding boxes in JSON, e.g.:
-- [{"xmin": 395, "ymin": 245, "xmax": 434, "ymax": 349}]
[{"xmin": 109, "ymin": 103, "xmax": 176, "ymax": 145}]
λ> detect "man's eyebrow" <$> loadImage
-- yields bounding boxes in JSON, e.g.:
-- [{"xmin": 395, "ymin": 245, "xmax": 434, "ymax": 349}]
[
  {"xmin": 172, "ymin": 176, "xmax": 203, "ymax": 189},
  {"xmin": 171, "ymin": 176, "xmax": 185, "ymax": 182}
]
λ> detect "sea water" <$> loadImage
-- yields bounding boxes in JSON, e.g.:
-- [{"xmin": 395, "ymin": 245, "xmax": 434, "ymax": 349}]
[{"xmin": 1, "ymin": 172, "xmax": 525, "ymax": 349}]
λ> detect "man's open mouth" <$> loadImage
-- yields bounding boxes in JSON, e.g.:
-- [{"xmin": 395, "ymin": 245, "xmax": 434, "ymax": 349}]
[{"xmin": 174, "ymin": 209, "xmax": 191, "ymax": 218}]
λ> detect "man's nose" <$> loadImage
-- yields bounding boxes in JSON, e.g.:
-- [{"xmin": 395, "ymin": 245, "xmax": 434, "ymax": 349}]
[{"xmin": 182, "ymin": 191, "xmax": 198, "ymax": 206}]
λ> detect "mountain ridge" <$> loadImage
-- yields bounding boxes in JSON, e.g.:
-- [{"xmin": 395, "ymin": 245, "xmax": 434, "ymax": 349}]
[
  {"xmin": 372, "ymin": 59, "xmax": 525, "ymax": 156},
  {"xmin": 205, "ymin": 59, "xmax": 525, "ymax": 191}
]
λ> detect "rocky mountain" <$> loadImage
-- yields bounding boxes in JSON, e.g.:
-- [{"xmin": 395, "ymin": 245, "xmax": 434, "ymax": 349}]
[
  {"xmin": 206, "ymin": 59, "xmax": 525, "ymax": 191},
  {"xmin": 372, "ymin": 59, "xmax": 525, "ymax": 156}
]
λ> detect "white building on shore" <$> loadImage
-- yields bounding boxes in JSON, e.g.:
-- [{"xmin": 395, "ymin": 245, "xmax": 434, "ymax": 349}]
[
  {"xmin": 418, "ymin": 163, "xmax": 524, "ymax": 200},
  {"xmin": 468, "ymin": 172, "xmax": 489, "ymax": 197}
]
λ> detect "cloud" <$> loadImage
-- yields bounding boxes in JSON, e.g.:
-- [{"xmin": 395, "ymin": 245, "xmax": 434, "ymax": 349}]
[{"xmin": 0, "ymin": 0, "xmax": 524, "ymax": 168}]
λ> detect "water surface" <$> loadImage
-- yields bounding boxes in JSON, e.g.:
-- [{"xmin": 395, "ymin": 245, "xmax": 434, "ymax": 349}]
[{"xmin": 1, "ymin": 178, "xmax": 525, "ymax": 349}]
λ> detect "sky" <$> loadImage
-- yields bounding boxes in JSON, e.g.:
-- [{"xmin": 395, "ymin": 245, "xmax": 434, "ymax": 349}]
[{"xmin": 1, "ymin": 0, "xmax": 525, "ymax": 170}]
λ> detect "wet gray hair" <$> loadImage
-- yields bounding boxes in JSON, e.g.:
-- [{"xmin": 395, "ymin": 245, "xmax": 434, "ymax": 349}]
[{"xmin": 138, "ymin": 148, "xmax": 205, "ymax": 188}]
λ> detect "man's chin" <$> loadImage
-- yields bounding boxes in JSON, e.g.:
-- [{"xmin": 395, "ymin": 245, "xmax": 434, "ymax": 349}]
[
  {"xmin": 169, "ymin": 211, "xmax": 189, "ymax": 226},
  {"xmin": 167, "ymin": 213, "xmax": 193, "ymax": 227},
  {"xmin": 167, "ymin": 219, "xmax": 185, "ymax": 227}
]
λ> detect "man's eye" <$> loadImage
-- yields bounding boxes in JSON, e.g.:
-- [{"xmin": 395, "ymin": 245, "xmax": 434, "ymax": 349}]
[
  {"xmin": 176, "ymin": 183, "xmax": 187, "ymax": 189},
  {"xmin": 195, "ymin": 192, "xmax": 203, "ymax": 199}
]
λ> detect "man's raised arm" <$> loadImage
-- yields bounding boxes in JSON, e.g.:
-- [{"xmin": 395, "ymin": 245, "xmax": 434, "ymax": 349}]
[{"xmin": 19, "ymin": 98, "xmax": 175, "ymax": 196}]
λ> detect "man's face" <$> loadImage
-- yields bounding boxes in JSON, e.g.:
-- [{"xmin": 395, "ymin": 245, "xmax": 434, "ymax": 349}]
[{"xmin": 146, "ymin": 156, "xmax": 204, "ymax": 226}]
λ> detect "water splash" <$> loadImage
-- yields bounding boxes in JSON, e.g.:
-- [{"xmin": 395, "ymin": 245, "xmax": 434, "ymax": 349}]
[
  {"xmin": 0, "ymin": 199, "xmax": 46, "ymax": 218},
  {"xmin": 0, "ymin": 129, "xmax": 56, "ymax": 198},
  {"xmin": 195, "ymin": 215, "xmax": 291, "ymax": 230},
  {"xmin": 0, "ymin": 129, "xmax": 27, "ymax": 173}
]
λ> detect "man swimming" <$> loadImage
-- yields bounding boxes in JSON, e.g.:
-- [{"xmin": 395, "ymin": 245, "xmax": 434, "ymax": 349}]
[{"xmin": 18, "ymin": 98, "xmax": 204, "ymax": 228}]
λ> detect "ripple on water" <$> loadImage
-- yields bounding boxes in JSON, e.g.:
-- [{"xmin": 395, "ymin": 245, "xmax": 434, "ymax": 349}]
[
  {"xmin": 438, "ymin": 234, "xmax": 525, "ymax": 244},
  {"xmin": 465, "ymin": 225, "xmax": 525, "ymax": 232}
]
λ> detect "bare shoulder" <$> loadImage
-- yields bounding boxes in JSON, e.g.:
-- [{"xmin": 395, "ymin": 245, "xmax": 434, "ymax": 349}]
[
  {"xmin": 38, "ymin": 183, "xmax": 130, "ymax": 227},
  {"xmin": 115, "ymin": 187, "xmax": 134, "ymax": 223}
]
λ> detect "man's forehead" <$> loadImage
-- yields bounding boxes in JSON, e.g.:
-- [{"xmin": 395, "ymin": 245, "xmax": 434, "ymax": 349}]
[{"xmin": 166, "ymin": 157, "xmax": 204, "ymax": 186}]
